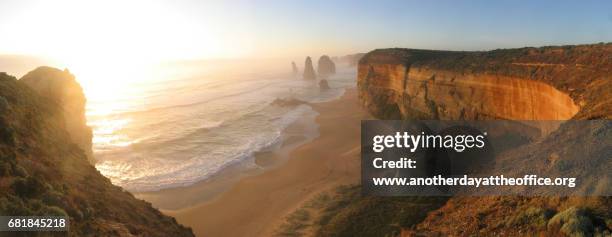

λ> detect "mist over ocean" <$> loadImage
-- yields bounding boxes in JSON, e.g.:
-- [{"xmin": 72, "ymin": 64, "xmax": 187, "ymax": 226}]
[{"xmin": 87, "ymin": 59, "xmax": 356, "ymax": 192}]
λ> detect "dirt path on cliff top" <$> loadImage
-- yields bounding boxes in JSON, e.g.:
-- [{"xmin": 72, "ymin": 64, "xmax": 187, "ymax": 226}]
[{"xmin": 167, "ymin": 89, "xmax": 371, "ymax": 237}]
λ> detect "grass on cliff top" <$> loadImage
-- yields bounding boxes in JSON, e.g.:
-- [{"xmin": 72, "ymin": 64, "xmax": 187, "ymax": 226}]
[
  {"xmin": 275, "ymin": 185, "xmax": 448, "ymax": 237},
  {"xmin": 363, "ymin": 43, "xmax": 612, "ymax": 79}
]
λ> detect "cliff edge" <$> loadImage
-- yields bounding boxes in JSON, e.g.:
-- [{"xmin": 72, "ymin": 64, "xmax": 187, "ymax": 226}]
[
  {"xmin": 20, "ymin": 67, "xmax": 94, "ymax": 163},
  {"xmin": 0, "ymin": 69, "xmax": 193, "ymax": 236},
  {"xmin": 358, "ymin": 43, "xmax": 611, "ymax": 120},
  {"xmin": 356, "ymin": 43, "xmax": 611, "ymax": 236}
]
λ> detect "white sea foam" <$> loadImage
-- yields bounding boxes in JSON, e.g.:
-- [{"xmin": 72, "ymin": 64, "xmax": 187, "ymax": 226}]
[{"xmin": 91, "ymin": 61, "xmax": 356, "ymax": 191}]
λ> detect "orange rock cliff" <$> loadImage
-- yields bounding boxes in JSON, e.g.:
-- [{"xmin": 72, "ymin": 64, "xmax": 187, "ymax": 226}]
[
  {"xmin": 357, "ymin": 43, "xmax": 611, "ymax": 236},
  {"xmin": 358, "ymin": 44, "xmax": 611, "ymax": 120}
]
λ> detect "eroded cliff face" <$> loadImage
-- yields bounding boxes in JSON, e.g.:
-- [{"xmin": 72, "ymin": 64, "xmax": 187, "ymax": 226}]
[
  {"xmin": 357, "ymin": 44, "xmax": 612, "ymax": 236},
  {"xmin": 358, "ymin": 44, "xmax": 611, "ymax": 121},
  {"xmin": 20, "ymin": 66, "xmax": 94, "ymax": 163},
  {"xmin": 360, "ymin": 65, "xmax": 579, "ymax": 120}
]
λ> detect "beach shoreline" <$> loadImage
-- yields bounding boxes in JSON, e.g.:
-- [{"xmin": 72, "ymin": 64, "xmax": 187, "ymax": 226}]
[
  {"xmin": 140, "ymin": 88, "xmax": 369, "ymax": 236},
  {"xmin": 134, "ymin": 103, "xmax": 321, "ymax": 210}
]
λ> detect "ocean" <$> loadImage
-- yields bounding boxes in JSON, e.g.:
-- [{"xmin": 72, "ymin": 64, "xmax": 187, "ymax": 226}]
[{"xmin": 86, "ymin": 59, "xmax": 356, "ymax": 192}]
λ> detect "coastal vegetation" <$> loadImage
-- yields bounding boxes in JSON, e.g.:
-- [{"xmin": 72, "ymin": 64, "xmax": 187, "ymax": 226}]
[{"xmin": 0, "ymin": 69, "xmax": 193, "ymax": 236}]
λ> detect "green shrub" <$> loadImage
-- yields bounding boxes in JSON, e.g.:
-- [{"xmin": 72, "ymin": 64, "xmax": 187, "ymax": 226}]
[
  {"xmin": 0, "ymin": 162, "xmax": 11, "ymax": 176},
  {"xmin": 0, "ymin": 96, "xmax": 9, "ymax": 113},
  {"xmin": 276, "ymin": 208, "xmax": 311, "ymax": 236},
  {"xmin": 0, "ymin": 115, "xmax": 15, "ymax": 145},
  {"xmin": 505, "ymin": 206, "xmax": 555, "ymax": 228},
  {"xmin": 13, "ymin": 164, "xmax": 28, "ymax": 177},
  {"xmin": 0, "ymin": 197, "xmax": 10, "ymax": 213},
  {"xmin": 0, "ymin": 125, "xmax": 15, "ymax": 146},
  {"xmin": 547, "ymin": 207, "xmax": 594, "ymax": 237},
  {"xmin": 304, "ymin": 193, "xmax": 331, "ymax": 209},
  {"xmin": 554, "ymin": 160, "xmax": 572, "ymax": 172},
  {"xmin": 12, "ymin": 176, "xmax": 47, "ymax": 198},
  {"xmin": 316, "ymin": 185, "xmax": 447, "ymax": 237},
  {"xmin": 42, "ymin": 189, "xmax": 64, "ymax": 207},
  {"xmin": 0, "ymin": 195, "xmax": 34, "ymax": 215},
  {"xmin": 43, "ymin": 205, "xmax": 68, "ymax": 217}
]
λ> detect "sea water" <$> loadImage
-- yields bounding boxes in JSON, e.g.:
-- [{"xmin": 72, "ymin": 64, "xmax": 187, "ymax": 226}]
[{"xmin": 86, "ymin": 59, "xmax": 356, "ymax": 192}]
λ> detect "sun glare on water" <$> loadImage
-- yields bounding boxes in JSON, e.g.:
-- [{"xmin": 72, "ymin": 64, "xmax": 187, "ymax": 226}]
[
  {"xmin": 0, "ymin": 0, "xmax": 242, "ymax": 152},
  {"xmin": 2, "ymin": 0, "xmax": 249, "ymax": 105},
  {"xmin": 1, "ymin": 0, "xmax": 265, "ymax": 159}
]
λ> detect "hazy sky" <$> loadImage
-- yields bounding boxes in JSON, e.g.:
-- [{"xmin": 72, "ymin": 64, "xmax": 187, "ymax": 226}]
[{"xmin": 0, "ymin": 0, "xmax": 611, "ymax": 61}]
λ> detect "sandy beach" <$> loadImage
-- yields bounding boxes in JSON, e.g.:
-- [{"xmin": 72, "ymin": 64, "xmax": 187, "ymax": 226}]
[{"xmin": 151, "ymin": 89, "xmax": 369, "ymax": 236}]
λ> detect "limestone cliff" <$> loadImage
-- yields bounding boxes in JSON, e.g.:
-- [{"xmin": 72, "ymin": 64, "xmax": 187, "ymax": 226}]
[
  {"xmin": 20, "ymin": 67, "xmax": 94, "ymax": 163},
  {"xmin": 357, "ymin": 43, "xmax": 611, "ymax": 236},
  {"xmin": 0, "ymin": 70, "xmax": 193, "ymax": 236},
  {"xmin": 358, "ymin": 44, "xmax": 611, "ymax": 120}
]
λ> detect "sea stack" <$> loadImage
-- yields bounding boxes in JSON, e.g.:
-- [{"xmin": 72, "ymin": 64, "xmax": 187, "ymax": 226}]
[
  {"xmin": 20, "ymin": 66, "xmax": 94, "ymax": 163},
  {"xmin": 291, "ymin": 61, "xmax": 299, "ymax": 75},
  {"xmin": 303, "ymin": 56, "xmax": 316, "ymax": 80},
  {"xmin": 317, "ymin": 55, "xmax": 336, "ymax": 78},
  {"xmin": 319, "ymin": 79, "xmax": 330, "ymax": 90}
]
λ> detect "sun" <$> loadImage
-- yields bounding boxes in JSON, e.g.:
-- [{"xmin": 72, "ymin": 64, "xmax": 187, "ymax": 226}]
[{"xmin": 1, "ymin": 0, "xmax": 225, "ymax": 94}]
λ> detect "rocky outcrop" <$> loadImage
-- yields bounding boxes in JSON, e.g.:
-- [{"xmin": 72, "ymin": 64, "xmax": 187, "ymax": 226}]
[
  {"xmin": 20, "ymin": 67, "xmax": 94, "ymax": 163},
  {"xmin": 303, "ymin": 57, "xmax": 316, "ymax": 80},
  {"xmin": 0, "ymin": 70, "xmax": 193, "ymax": 236},
  {"xmin": 319, "ymin": 79, "xmax": 330, "ymax": 90},
  {"xmin": 359, "ymin": 44, "xmax": 611, "ymax": 120},
  {"xmin": 358, "ymin": 44, "xmax": 612, "ymax": 236},
  {"xmin": 317, "ymin": 55, "xmax": 336, "ymax": 77},
  {"xmin": 271, "ymin": 97, "xmax": 307, "ymax": 107},
  {"xmin": 292, "ymin": 61, "xmax": 299, "ymax": 75}
]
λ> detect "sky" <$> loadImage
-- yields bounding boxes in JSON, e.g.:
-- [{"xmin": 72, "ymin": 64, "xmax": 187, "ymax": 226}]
[{"xmin": 0, "ymin": 0, "xmax": 610, "ymax": 62}]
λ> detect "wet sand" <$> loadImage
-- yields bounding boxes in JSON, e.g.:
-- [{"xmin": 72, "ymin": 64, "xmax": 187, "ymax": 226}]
[{"xmin": 149, "ymin": 89, "xmax": 369, "ymax": 237}]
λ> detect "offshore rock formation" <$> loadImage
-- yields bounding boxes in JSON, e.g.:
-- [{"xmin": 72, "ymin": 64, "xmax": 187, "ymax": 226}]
[
  {"xmin": 292, "ymin": 61, "xmax": 299, "ymax": 75},
  {"xmin": 0, "ymin": 70, "xmax": 193, "ymax": 236},
  {"xmin": 303, "ymin": 57, "xmax": 316, "ymax": 80},
  {"xmin": 317, "ymin": 55, "xmax": 336, "ymax": 77},
  {"xmin": 319, "ymin": 79, "xmax": 330, "ymax": 90},
  {"xmin": 271, "ymin": 97, "xmax": 307, "ymax": 107},
  {"xmin": 358, "ymin": 43, "xmax": 612, "ymax": 236},
  {"xmin": 20, "ymin": 67, "xmax": 94, "ymax": 163}
]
